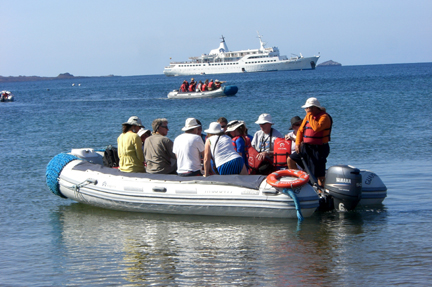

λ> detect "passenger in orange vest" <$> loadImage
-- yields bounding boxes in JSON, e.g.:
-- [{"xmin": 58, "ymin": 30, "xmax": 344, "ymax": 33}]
[
  {"xmin": 226, "ymin": 120, "xmax": 251, "ymax": 169},
  {"xmin": 207, "ymin": 79, "xmax": 215, "ymax": 91},
  {"xmin": 180, "ymin": 81, "xmax": 187, "ymax": 92},
  {"xmin": 214, "ymin": 80, "xmax": 225, "ymax": 89},
  {"xmin": 287, "ymin": 98, "xmax": 332, "ymax": 187},
  {"xmin": 201, "ymin": 79, "xmax": 209, "ymax": 91},
  {"xmin": 188, "ymin": 78, "xmax": 196, "ymax": 92}
]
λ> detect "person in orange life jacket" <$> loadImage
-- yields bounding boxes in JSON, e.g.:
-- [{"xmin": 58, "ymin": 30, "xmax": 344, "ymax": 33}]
[
  {"xmin": 207, "ymin": 79, "xmax": 215, "ymax": 91},
  {"xmin": 188, "ymin": 78, "xmax": 196, "ymax": 92},
  {"xmin": 284, "ymin": 116, "xmax": 303, "ymax": 154},
  {"xmin": 226, "ymin": 120, "xmax": 251, "ymax": 168},
  {"xmin": 287, "ymin": 98, "xmax": 332, "ymax": 187},
  {"xmin": 196, "ymin": 80, "xmax": 203, "ymax": 92},
  {"xmin": 214, "ymin": 79, "xmax": 225, "ymax": 89},
  {"xmin": 251, "ymin": 113, "xmax": 283, "ymax": 161},
  {"xmin": 202, "ymin": 79, "xmax": 209, "ymax": 91},
  {"xmin": 180, "ymin": 80, "xmax": 187, "ymax": 92}
]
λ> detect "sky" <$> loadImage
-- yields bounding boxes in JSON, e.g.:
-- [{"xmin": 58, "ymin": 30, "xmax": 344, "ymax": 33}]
[{"xmin": 1, "ymin": 0, "xmax": 431, "ymax": 77}]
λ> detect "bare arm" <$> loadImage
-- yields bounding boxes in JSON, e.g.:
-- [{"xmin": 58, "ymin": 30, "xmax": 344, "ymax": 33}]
[{"xmin": 203, "ymin": 139, "xmax": 212, "ymax": 177}]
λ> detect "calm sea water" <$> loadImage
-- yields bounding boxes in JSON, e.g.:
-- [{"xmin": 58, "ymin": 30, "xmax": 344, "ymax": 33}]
[{"xmin": 1, "ymin": 63, "xmax": 432, "ymax": 286}]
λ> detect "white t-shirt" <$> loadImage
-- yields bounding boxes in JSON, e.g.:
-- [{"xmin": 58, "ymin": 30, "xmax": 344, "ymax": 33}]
[
  {"xmin": 208, "ymin": 135, "xmax": 241, "ymax": 167},
  {"xmin": 286, "ymin": 131, "xmax": 297, "ymax": 154},
  {"xmin": 251, "ymin": 128, "xmax": 283, "ymax": 152},
  {"xmin": 173, "ymin": 133, "xmax": 205, "ymax": 173}
]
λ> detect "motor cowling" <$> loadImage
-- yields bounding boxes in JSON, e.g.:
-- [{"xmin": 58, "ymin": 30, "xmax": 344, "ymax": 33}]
[{"xmin": 325, "ymin": 165, "xmax": 362, "ymax": 211}]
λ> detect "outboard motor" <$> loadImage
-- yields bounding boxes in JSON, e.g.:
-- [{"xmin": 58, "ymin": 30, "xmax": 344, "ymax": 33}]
[{"xmin": 324, "ymin": 165, "xmax": 362, "ymax": 211}]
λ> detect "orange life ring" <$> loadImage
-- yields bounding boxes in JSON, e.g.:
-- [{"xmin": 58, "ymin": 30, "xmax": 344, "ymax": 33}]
[{"xmin": 266, "ymin": 169, "xmax": 310, "ymax": 189}]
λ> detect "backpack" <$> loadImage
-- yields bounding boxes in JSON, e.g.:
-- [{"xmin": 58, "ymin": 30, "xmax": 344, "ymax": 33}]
[{"xmin": 103, "ymin": 145, "xmax": 120, "ymax": 168}]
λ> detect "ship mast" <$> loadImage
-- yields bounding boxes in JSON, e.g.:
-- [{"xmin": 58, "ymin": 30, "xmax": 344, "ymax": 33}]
[{"xmin": 257, "ymin": 31, "xmax": 267, "ymax": 51}]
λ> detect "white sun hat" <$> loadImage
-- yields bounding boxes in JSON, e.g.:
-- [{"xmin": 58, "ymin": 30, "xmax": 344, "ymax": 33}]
[
  {"xmin": 123, "ymin": 116, "xmax": 144, "ymax": 127},
  {"xmin": 255, "ymin": 113, "xmax": 273, "ymax": 125},
  {"xmin": 181, "ymin": 118, "xmax": 201, "ymax": 131},
  {"xmin": 137, "ymin": 128, "xmax": 150, "ymax": 137},
  {"xmin": 301, "ymin": 97, "xmax": 325, "ymax": 110},
  {"xmin": 204, "ymin": 122, "xmax": 224, "ymax": 134},
  {"xmin": 225, "ymin": 120, "xmax": 245, "ymax": 132}
]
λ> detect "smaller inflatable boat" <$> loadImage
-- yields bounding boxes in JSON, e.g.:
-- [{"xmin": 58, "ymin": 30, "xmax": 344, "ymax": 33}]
[
  {"xmin": 167, "ymin": 85, "xmax": 238, "ymax": 99},
  {"xmin": 1, "ymin": 91, "xmax": 14, "ymax": 102}
]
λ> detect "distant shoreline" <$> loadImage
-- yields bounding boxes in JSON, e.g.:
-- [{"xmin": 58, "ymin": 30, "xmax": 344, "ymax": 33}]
[{"xmin": 0, "ymin": 72, "xmax": 118, "ymax": 83}]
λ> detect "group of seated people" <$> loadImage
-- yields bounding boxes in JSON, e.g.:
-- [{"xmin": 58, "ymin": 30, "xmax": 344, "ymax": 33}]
[
  {"xmin": 180, "ymin": 78, "xmax": 225, "ymax": 93},
  {"xmin": 116, "ymin": 113, "xmax": 303, "ymax": 177}
]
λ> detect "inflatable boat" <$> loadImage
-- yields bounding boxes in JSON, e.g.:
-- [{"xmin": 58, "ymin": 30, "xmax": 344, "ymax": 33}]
[
  {"xmin": 46, "ymin": 149, "xmax": 387, "ymax": 219},
  {"xmin": 1, "ymin": 91, "xmax": 14, "ymax": 102},
  {"xmin": 167, "ymin": 85, "xmax": 238, "ymax": 99}
]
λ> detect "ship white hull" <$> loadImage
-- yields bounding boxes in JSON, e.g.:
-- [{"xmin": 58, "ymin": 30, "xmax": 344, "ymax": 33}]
[{"xmin": 164, "ymin": 56, "xmax": 320, "ymax": 77}]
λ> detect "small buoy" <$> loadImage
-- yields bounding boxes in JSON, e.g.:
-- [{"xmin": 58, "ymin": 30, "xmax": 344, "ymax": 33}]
[
  {"xmin": 78, "ymin": 84, "xmax": 81, "ymax": 86},
  {"xmin": 47, "ymin": 88, "xmax": 50, "ymax": 91},
  {"xmin": 72, "ymin": 83, "xmax": 75, "ymax": 86}
]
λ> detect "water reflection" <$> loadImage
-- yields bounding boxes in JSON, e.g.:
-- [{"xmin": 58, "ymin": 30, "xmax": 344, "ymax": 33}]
[{"xmin": 51, "ymin": 203, "xmax": 388, "ymax": 285}]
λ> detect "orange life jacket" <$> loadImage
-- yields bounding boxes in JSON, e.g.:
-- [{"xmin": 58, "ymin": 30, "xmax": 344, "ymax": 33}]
[
  {"xmin": 273, "ymin": 138, "xmax": 292, "ymax": 167},
  {"xmin": 188, "ymin": 83, "xmax": 196, "ymax": 92},
  {"xmin": 303, "ymin": 112, "xmax": 332, "ymax": 145}
]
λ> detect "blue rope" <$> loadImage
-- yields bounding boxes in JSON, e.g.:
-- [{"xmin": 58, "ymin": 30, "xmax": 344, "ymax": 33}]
[
  {"xmin": 46, "ymin": 153, "xmax": 81, "ymax": 198},
  {"xmin": 283, "ymin": 188, "xmax": 304, "ymax": 221}
]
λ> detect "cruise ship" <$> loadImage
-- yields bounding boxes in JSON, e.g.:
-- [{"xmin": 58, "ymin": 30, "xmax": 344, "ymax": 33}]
[{"xmin": 163, "ymin": 33, "xmax": 320, "ymax": 76}]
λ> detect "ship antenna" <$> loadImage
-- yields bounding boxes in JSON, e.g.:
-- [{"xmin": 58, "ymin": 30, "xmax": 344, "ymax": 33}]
[{"xmin": 221, "ymin": 35, "xmax": 225, "ymax": 42}]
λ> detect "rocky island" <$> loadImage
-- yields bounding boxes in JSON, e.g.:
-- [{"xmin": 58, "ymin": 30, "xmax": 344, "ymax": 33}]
[
  {"xmin": 317, "ymin": 60, "xmax": 342, "ymax": 67},
  {"xmin": 0, "ymin": 73, "xmax": 116, "ymax": 83}
]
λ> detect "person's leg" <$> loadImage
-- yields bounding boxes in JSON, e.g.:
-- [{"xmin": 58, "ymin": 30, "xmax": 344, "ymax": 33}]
[
  {"xmin": 288, "ymin": 152, "xmax": 303, "ymax": 169},
  {"xmin": 314, "ymin": 144, "xmax": 330, "ymax": 187}
]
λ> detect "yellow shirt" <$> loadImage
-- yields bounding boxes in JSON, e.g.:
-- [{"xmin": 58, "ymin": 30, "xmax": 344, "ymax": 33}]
[{"xmin": 117, "ymin": 132, "xmax": 145, "ymax": 173}]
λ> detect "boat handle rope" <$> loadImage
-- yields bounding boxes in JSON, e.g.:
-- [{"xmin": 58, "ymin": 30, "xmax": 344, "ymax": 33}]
[
  {"xmin": 59, "ymin": 178, "xmax": 98, "ymax": 192},
  {"xmin": 282, "ymin": 188, "xmax": 304, "ymax": 221}
]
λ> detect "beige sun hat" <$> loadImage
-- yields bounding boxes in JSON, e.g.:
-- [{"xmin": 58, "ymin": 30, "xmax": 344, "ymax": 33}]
[
  {"xmin": 225, "ymin": 120, "xmax": 245, "ymax": 132},
  {"xmin": 301, "ymin": 97, "xmax": 325, "ymax": 110},
  {"xmin": 204, "ymin": 122, "xmax": 224, "ymax": 134},
  {"xmin": 255, "ymin": 113, "xmax": 273, "ymax": 125},
  {"xmin": 123, "ymin": 116, "xmax": 144, "ymax": 127},
  {"xmin": 181, "ymin": 118, "xmax": 201, "ymax": 131}
]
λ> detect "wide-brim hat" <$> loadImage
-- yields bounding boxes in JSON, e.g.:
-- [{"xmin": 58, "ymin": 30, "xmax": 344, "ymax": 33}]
[
  {"xmin": 123, "ymin": 116, "xmax": 144, "ymax": 127},
  {"xmin": 255, "ymin": 113, "xmax": 273, "ymax": 125},
  {"xmin": 137, "ymin": 128, "xmax": 151, "ymax": 137},
  {"xmin": 182, "ymin": 118, "xmax": 201, "ymax": 131},
  {"xmin": 204, "ymin": 122, "xmax": 223, "ymax": 134},
  {"xmin": 289, "ymin": 116, "xmax": 303, "ymax": 130},
  {"xmin": 225, "ymin": 120, "xmax": 244, "ymax": 132},
  {"xmin": 301, "ymin": 97, "xmax": 325, "ymax": 110}
]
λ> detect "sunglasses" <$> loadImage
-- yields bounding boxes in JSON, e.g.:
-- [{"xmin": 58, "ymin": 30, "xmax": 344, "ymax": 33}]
[{"xmin": 160, "ymin": 125, "xmax": 169, "ymax": 129}]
